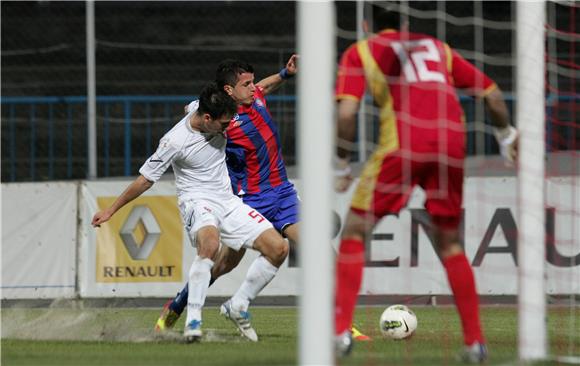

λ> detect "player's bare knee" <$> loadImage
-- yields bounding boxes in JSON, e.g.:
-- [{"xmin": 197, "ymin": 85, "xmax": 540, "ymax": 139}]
[
  {"xmin": 434, "ymin": 228, "xmax": 462, "ymax": 258},
  {"xmin": 272, "ymin": 237, "xmax": 289, "ymax": 264},
  {"xmin": 197, "ymin": 239, "xmax": 220, "ymax": 259},
  {"xmin": 438, "ymin": 243, "xmax": 464, "ymax": 259},
  {"xmin": 342, "ymin": 212, "xmax": 372, "ymax": 242},
  {"xmin": 254, "ymin": 229, "xmax": 288, "ymax": 266},
  {"xmin": 264, "ymin": 237, "xmax": 288, "ymax": 267}
]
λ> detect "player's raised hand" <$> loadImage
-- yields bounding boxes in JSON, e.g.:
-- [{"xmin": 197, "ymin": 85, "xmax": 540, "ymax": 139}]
[
  {"xmin": 92, "ymin": 208, "xmax": 114, "ymax": 227},
  {"xmin": 285, "ymin": 54, "xmax": 298, "ymax": 76}
]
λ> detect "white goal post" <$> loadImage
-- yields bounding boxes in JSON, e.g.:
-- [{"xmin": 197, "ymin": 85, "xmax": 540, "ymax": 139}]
[
  {"xmin": 297, "ymin": 1, "xmax": 335, "ymax": 365},
  {"xmin": 517, "ymin": 0, "xmax": 547, "ymax": 361}
]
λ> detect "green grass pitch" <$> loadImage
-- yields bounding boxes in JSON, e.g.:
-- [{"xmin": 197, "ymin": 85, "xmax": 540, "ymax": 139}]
[{"xmin": 2, "ymin": 306, "xmax": 578, "ymax": 365}]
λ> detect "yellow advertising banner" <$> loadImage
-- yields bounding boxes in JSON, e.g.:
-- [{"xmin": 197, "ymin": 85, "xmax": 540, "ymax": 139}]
[{"xmin": 95, "ymin": 196, "xmax": 182, "ymax": 283}]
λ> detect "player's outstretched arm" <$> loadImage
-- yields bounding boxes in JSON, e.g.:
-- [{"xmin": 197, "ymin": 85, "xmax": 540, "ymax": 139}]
[
  {"xmin": 256, "ymin": 54, "xmax": 298, "ymax": 96},
  {"xmin": 334, "ymin": 98, "xmax": 360, "ymax": 192},
  {"xmin": 484, "ymin": 87, "xmax": 511, "ymax": 130},
  {"xmin": 91, "ymin": 175, "xmax": 154, "ymax": 227},
  {"xmin": 484, "ymin": 87, "xmax": 518, "ymax": 164}
]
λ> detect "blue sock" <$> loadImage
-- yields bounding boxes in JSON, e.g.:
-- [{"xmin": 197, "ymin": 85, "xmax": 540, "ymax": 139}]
[{"xmin": 170, "ymin": 277, "xmax": 216, "ymax": 315}]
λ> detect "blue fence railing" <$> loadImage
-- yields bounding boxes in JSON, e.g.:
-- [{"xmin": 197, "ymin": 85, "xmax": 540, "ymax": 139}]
[
  {"xmin": 0, "ymin": 95, "xmax": 297, "ymax": 182},
  {"xmin": 1, "ymin": 94, "xmax": 578, "ymax": 182}
]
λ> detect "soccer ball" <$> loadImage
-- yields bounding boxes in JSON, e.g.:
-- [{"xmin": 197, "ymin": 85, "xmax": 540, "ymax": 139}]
[{"xmin": 379, "ymin": 304, "xmax": 418, "ymax": 340}]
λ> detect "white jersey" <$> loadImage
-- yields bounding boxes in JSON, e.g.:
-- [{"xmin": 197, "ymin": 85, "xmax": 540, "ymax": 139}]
[{"xmin": 139, "ymin": 100, "xmax": 233, "ymax": 204}]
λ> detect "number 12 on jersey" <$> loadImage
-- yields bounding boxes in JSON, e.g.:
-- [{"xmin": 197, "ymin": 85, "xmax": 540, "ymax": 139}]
[{"xmin": 391, "ymin": 39, "xmax": 445, "ymax": 83}]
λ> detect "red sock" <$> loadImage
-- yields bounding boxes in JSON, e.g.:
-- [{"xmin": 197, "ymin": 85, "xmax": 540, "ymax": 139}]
[
  {"xmin": 335, "ymin": 238, "xmax": 365, "ymax": 335},
  {"xmin": 443, "ymin": 253, "xmax": 485, "ymax": 345}
]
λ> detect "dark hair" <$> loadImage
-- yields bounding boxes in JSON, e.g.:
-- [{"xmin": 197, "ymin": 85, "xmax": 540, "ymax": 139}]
[
  {"xmin": 197, "ymin": 82, "xmax": 237, "ymax": 120},
  {"xmin": 365, "ymin": 1, "xmax": 403, "ymax": 32},
  {"xmin": 215, "ymin": 59, "xmax": 254, "ymax": 90}
]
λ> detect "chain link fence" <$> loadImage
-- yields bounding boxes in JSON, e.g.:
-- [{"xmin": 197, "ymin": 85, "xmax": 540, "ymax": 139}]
[
  {"xmin": 2, "ymin": 1, "xmax": 296, "ymax": 181},
  {"xmin": 2, "ymin": 1, "xmax": 577, "ymax": 182}
]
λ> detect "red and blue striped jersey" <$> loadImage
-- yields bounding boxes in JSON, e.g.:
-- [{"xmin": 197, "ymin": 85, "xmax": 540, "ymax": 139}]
[{"xmin": 225, "ymin": 87, "xmax": 289, "ymax": 195}]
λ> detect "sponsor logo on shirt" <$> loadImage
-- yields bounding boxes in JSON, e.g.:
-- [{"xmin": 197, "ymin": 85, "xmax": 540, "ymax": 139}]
[
  {"xmin": 232, "ymin": 114, "xmax": 242, "ymax": 128},
  {"xmin": 255, "ymin": 98, "xmax": 264, "ymax": 108}
]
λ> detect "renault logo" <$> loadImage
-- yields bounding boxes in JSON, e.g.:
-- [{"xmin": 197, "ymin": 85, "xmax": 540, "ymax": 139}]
[{"xmin": 120, "ymin": 205, "xmax": 161, "ymax": 260}]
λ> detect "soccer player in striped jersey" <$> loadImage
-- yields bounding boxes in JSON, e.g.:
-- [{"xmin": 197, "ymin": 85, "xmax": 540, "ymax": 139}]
[
  {"xmin": 333, "ymin": 2, "xmax": 516, "ymax": 362},
  {"xmin": 155, "ymin": 57, "xmax": 370, "ymax": 341}
]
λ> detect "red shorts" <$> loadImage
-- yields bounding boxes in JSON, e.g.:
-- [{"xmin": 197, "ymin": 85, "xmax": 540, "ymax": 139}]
[{"xmin": 350, "ymin": 150, "xmax": 464, "ymax": 230}]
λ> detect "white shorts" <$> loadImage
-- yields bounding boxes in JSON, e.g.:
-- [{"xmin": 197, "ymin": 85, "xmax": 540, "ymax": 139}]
[{"xmin": 179, "ymin": 194, "xmax": 273, "ymax": 251}]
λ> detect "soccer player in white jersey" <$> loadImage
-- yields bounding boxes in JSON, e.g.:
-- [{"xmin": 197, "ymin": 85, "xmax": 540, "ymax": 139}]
[{"xmin": 91, "ymin": 83, "xmax": 289, "ymax": 343}]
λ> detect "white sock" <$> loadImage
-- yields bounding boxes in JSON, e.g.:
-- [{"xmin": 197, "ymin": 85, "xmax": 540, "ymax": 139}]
[
  {"xmin": 231, "ymin": 256, "xmax": 278, "ymax": 312},
  {"xmin": 185, "ymin": 256, "xmax": 214, "ymax": 326}
]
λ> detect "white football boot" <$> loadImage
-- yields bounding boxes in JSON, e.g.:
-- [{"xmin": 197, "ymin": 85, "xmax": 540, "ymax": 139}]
[
  {"xmin": 183, "ymin": 319, "xmax": 202, "ymax": 343},
  {"xmin": 220, "ymin": 299, "xmax": 258, "ymax": 342}
]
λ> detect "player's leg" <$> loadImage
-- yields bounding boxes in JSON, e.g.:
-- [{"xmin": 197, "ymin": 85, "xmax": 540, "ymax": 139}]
[
  {"xmin": 435, "ymin": 224, "xmax": 487, "ymax": 362},
  {"xmin": 281, "ymin": 222, "xmax": 299, "ymax": 248},
  {"xmin": 155, "ymin": 290, "xmax": 185, "ymax": 332},
  {"xmin": 155, "ymin": 245, "xmax": 246, "ymax": 332},
  {"xmin": 334, "ymin": 210, "xmax": 374, "ymax": 335},
  {"xmin": 335, "ymin": 151, "xmax": 408, "ymax": 355},
  {"xmin": 219, "ymin": 199, "xmax": 288, "ymax": 341},
  {"xmin": 183, "ymin": 224, "xmax": 220, "ymax": 342},
  {"xmin": 212, "ymin": 245, "xmax": 247, "ymax": 278},
  {"xmin": 221, "ymin": 228, "xmax": 288, "ymax": 341},
  {"xmin": 334, "ymin": 210, "xmax": 378, "ymax": 355},
  {"xmin": 425, "ymin": 161, "xmax": 486, "ymax": 362}
]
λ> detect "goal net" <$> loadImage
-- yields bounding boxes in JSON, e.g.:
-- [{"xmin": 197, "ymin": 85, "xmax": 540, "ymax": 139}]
[{"xmin": 300, "ymin": 1, "xmax": 579, "ymax": 364}]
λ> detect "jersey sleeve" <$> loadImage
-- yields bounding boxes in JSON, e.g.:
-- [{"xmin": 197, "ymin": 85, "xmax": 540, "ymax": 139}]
[
  {"xmin": 335, "ymin": 43, "xmax": 366, "ymax": 101},
  {"xmin": 138, "ymin": 137, "xmax": 180, "ymax": 182},
  {"xmin": 450, "ymin": 48, "xmax": 496, "ymax": 96}
]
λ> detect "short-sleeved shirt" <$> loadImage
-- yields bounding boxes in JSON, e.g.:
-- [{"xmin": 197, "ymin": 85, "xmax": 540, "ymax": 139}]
[{"xmin": 139, "ymin": 100, "xmax": 232, "ymax": 205}]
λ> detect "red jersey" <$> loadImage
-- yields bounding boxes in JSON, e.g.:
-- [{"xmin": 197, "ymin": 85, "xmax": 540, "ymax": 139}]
[
  {"xmin": 337, "ymin": 30, "xmax": 498, "ymax": 226},
  {"xmin": 336, "ymin": 29, "xmax": 496, "ymax": 158}
]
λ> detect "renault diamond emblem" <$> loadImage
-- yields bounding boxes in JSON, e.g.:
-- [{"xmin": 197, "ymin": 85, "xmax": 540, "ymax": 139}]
[{"xmin": 120, "ymin": 205, "xmax": 161, "ymax": 260}]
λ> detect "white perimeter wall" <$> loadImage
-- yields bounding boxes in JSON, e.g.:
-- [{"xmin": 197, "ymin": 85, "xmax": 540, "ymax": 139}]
[
  {"xmin": 2, "ymin": 177, "xmax": 579, "ymax": 299},
  {"xmin": 2, "ymin": 182, "xmax": 78, "ymax": 298}
]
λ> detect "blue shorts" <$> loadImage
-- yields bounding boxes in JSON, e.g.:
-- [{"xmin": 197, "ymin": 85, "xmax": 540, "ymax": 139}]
[{"xmin": 241, "ymin": 181, "xmax": 300, "ymax": 235}]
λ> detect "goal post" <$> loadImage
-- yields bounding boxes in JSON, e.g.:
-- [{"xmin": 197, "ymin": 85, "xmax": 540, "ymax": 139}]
[
  {"xmin": 516, "ymin": 1, "xmax": 547, "ymax": 361},
  {"xmin": 297, "ymin": 1, "xmax": 335, "ymax": 365}
]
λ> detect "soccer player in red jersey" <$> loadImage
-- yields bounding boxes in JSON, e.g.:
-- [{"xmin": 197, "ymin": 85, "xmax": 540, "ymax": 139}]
[{"xmin": 333, "ymin": 3, "xmax": 517, "ymax": 362}]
